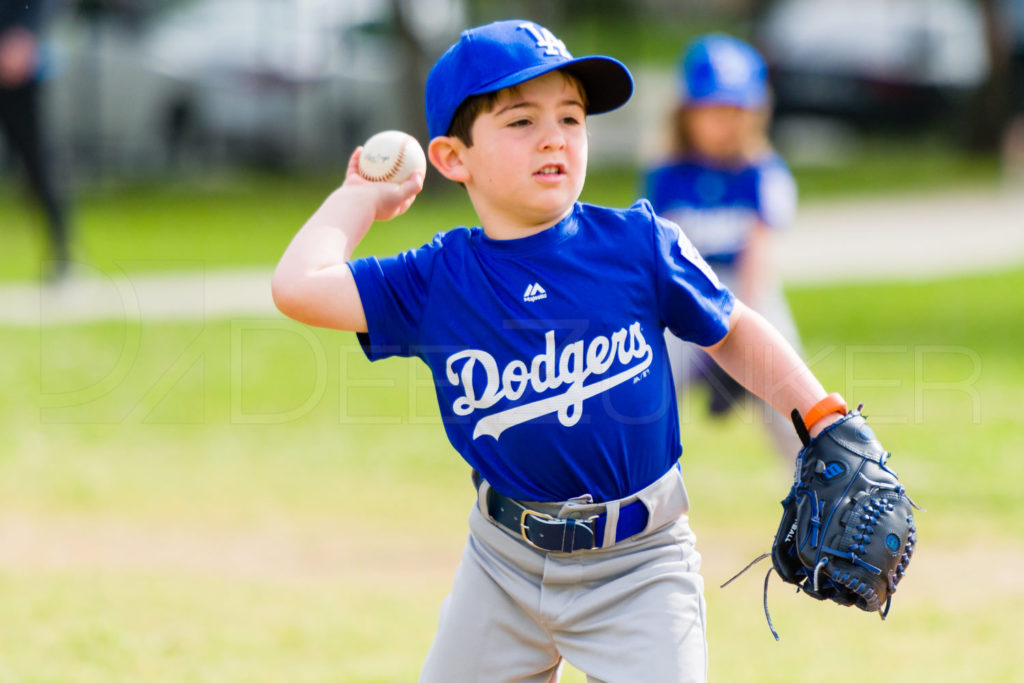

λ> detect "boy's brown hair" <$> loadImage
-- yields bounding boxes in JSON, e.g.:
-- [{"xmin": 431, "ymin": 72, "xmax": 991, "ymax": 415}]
[{"xmin": 446, "ymin": 71, "xmax": 589, "ymax": 147}]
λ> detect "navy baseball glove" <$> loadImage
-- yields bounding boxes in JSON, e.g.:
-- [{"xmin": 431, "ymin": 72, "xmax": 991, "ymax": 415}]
[{"xmin": 725, "ymin": 406, "xmax": 919, "ymax": 639}]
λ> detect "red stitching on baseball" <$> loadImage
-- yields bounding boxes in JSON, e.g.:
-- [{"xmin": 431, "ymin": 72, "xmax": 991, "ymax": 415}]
[
  {"xmin": 362, "ymin": 143, "xmax": 406, "ymax": 182},
  {"xmin": 385, "ymin": 145, "xmax": 406, "ymax": 181}
]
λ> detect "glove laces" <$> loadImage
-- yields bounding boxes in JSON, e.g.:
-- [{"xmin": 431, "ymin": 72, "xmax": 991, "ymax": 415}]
[{"xmin": 720, "ymin": 552, "xmax": 783, "ymax": 640}]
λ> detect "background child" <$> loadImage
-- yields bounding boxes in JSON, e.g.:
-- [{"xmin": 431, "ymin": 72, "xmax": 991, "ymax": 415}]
[
  {"xmin": 644, "ymin": 34, "xmax": 802, "ymax": 455},
  {"xmin": 273, "ymin": 20, "xmax": 847, "ymax": 682}
]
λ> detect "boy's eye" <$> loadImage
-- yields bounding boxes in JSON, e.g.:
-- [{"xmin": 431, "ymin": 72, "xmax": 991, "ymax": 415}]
[
  {"xmin": 508, "ymin": 118, "xmax": 531, "ymax": 128},
  {"xmin": 561, "ymin": 115, "xmax": 581, "ymax": 125}
]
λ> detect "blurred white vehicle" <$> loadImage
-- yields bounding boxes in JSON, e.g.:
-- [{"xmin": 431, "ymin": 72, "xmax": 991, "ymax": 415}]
[
  {"xmin": 45, "ymin": 0, "xmax": 464, "ymax": 172},
  {"xmin": 755, "ymin": 0, "xmax": 990, "ymax": 127}
]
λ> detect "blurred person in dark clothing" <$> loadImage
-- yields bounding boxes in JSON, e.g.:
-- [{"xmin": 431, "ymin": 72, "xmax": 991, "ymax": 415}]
[
  {"xmin": 1002, "ymin": 0, "xmax": 1024, "ymax": 176},
  {"xmin": 1, "ymin": 0, "xmax": 70, "ymax": 280}
]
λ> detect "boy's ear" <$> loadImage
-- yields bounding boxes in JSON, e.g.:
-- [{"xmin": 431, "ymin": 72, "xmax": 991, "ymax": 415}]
[{"xmin": 428, "ymin": 136, "xmax": 471, "ymax": 183}]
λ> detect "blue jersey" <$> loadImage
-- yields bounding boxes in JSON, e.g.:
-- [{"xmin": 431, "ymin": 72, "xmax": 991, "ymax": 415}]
[
  {"xmin": 349, "ymin": 200, "xmax": 734, "ymax": 502},
  {"xmin": 644, "ymin": 153, "xmax": 796, "ymax": 265}
]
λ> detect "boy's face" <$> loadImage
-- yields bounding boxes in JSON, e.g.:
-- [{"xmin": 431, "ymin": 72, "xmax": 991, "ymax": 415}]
[{"xmin": 459, "ymin": 71, "xmax": 588, "ymax": 235}]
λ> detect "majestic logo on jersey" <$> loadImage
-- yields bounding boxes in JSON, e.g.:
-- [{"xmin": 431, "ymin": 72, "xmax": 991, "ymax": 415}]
[
  {"xmin": 523, "ymin": 282, "xmax": 547, "ymax": 302},
  {"xmin": 445, "ymin": 322, "xmax": 653, "ymax": 440},
  {"xmin": 518, "ymin": 22, "xmax": 572, "ymax": 59}
]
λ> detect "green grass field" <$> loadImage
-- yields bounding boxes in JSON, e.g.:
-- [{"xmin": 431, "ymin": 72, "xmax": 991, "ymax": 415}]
[
  {"xmin": 3, "ymin": 266, "xmax": 1021, "ymax": 681},
  {"xmin": 1, "ymin": 150, "xmax": 1020, "ymax": 680}
]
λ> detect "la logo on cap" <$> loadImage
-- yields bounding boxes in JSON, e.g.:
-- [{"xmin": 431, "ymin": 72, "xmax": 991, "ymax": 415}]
[{"xmin": 518, "ymin": 22, "xmax": 571, "ymax": 59}]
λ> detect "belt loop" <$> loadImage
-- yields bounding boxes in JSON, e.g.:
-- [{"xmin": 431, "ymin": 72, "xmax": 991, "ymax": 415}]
[
  {"xmin": 602, "ymin": 499, "xmax": 620, "ymax": 547},
  {"xmin": 477, "ymin": 479, "xmax": 491, "ymax": 518}
]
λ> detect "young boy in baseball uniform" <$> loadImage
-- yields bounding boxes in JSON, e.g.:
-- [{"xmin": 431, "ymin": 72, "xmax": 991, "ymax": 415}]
[{"xmin": 273, "ymin": 19, "xmax": 846, "ymax": 683}]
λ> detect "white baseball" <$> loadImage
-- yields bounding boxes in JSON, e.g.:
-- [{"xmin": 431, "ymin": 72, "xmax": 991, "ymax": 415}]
[{"xmin": 357, "ymin": 130, "xmax": 426, "ymax": 183}]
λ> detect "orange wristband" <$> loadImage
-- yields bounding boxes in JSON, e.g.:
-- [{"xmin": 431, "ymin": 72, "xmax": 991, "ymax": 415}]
[{"xmin": 803, "ymin": 392, "xmax": 848, "ymax": 431}]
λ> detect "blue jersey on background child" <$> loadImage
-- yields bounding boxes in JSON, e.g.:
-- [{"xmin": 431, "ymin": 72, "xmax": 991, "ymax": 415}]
[{"xmin": 645, "ymin": 152, "xmax": 797, "ymax": 266}]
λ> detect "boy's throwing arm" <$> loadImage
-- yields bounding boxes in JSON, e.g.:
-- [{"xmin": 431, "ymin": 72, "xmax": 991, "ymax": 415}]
[{"xmin": 272, "ymin": 149, "xmax": 424, "ymax": 332}]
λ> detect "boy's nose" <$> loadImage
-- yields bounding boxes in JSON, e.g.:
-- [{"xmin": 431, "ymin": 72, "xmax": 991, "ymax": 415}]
[{"xmin": 538, "ymin": 121, "xmax": 567, "ymax": 150}]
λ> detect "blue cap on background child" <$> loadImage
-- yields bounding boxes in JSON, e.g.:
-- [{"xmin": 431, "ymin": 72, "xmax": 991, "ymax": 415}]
[
  {"xmin": 425, "ymin": 19, "xmax": 634, "ymax": 140},
  {"xmin": 680, "ymin": 34, "xmax": 768, "ymax": 109}
]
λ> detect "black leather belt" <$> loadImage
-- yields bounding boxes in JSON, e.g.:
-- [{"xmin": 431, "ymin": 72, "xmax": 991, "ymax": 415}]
[{"xmin": 473, "ymin": 471, "xmax": 650, "ymax": 553}]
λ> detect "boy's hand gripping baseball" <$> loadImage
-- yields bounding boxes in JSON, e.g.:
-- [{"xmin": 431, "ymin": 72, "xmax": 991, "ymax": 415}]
[
  {"xmin": 344, "ymin": 147, "xmax": 425, "ymax": 222},
  {"xmin": 271, "ymin": 147, "xmax": 424, "ymax": 332}
]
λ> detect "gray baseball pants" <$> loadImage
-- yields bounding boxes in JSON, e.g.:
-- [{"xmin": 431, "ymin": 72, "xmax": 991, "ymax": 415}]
[{"xmin": 420, "ymin": 465, "xmax": 707, "ymax": 682}]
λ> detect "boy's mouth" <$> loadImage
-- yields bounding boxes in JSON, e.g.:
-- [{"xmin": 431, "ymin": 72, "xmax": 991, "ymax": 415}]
[{"xmin": 534, "ymin": 164, "xmax": 566, "ymax": 177}]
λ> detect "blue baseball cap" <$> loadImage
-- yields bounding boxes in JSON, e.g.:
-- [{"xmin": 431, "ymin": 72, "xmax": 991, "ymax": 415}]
[
  {"xmin": 425, "ymin": 20, "xmax": 634, "ymax": 140},
  {"xmin": 680, "ymin": 34, "xmax": 768, "ymax": 109}
]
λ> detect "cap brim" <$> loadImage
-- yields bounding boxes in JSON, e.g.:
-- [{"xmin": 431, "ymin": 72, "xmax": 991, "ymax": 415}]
[{"xmin": 472, "ymin": 55, "xmax": 633, "ymax": 116}]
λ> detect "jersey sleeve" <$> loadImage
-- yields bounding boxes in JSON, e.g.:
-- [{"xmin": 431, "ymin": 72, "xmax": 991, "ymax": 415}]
[
  {"xmin": 755, "ymin": 157, "xmax": 798, "ymax": 230},
  {"xmin": 347, "ymin": 235, "xmax": 443, "ymax": 361},
  {"xmin": 643, "ymin": 200, "xmax": 736, "ymax": 346}
]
